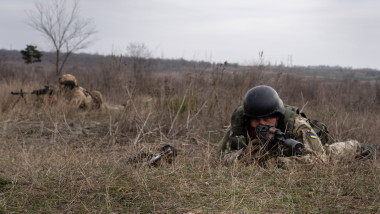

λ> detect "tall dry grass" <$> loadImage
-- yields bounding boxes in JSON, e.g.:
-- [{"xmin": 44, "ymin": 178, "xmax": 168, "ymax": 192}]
[{"xmin": 0, "ymin": 58, "xmax": 379, "ymax": 213}]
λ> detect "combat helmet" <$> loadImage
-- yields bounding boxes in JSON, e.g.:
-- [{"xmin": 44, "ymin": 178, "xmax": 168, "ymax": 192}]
[
  {"xmin": 243, "ymin": 85, "xmax": 285, "ymax": 118},
  {"xmin": 59, "ymin": 74, "xmax": 78, "ymax": 89}
]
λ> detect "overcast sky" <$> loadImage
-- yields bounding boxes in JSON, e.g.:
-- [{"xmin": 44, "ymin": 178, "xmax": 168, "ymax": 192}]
[{"xmin": 1, "ymin": 0, "xmax": 380, "ymax": 69}]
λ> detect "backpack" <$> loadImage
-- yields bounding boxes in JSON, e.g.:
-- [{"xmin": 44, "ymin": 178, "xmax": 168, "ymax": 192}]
[
  {"xmin": 309, "ymin": 119, "xmax": 332, "ymax": 145},
  {"xmin": 283, "ymin": 105, "xmax": 333, "ymax": 145}
]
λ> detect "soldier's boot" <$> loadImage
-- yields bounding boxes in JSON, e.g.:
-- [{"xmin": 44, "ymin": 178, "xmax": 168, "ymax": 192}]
[{"xmin": 356, "ymin": 143, "xmax": 376, "ymax": 160}]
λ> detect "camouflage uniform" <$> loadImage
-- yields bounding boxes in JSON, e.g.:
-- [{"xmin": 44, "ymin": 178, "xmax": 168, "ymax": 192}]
[
  {"xmin": 220, "ymin": 105, "xmax": 363, "ymax": 168},
  {"xmin": 58, "ymin": 74, "xmax": 103, "ymax": 110}
]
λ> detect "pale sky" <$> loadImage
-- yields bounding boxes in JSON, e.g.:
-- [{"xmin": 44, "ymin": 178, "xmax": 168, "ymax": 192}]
[{"xmin": 1, "ymin": 0, "xmax": 380, "ymax": 69}]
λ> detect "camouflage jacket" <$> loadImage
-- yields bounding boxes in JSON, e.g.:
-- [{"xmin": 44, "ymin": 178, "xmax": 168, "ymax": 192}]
[
  {"xmin": 220, "ymin": 104, "xmax": 331, "ymax": 156},
  {"xmin": 59, "ymin": 86, "xmax": 103, "ymax": 109}
]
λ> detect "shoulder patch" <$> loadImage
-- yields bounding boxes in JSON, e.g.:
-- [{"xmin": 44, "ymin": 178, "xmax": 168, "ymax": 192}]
[{"xmin": 309, "ymin": 133, "xmax": 317, "ymax": 139}]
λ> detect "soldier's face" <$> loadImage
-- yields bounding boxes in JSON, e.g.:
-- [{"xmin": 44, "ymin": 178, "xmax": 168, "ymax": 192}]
[{"xmin": 250, "ymin": 117, "xmax": 278, "ymax": 129}]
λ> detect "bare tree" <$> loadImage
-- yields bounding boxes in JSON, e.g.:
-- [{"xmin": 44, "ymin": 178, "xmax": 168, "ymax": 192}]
[
  {"xmin": 127, "ymin": 43, "xmax": 153, "ymax": 78},
  {"xmin": 27, "ymin": 0, "xmax": 96, "ymax": 76},
  {"xmin": 125, "ymin": 43, "xmax": 155, "ymax": 92},
  {"xmin": 126, "ymin": 42, "xmax": 153, "ymax": 76}
]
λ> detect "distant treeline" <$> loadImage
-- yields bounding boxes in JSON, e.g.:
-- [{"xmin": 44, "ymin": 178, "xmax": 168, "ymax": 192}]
[
  {"xmin": 0, "ymin": 49, "xmax": 234, "ymax": 72},
  {"xmin": 0, "ymin": 49, "xmax": 379, "ymax": 78}
]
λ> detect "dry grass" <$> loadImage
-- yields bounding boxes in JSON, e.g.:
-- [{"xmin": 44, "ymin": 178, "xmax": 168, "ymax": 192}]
[{"xmin": 0, "ymin": 60, "xmax": 380, "ymax": 213}]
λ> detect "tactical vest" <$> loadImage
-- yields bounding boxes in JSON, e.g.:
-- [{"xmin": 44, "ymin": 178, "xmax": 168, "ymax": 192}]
[{"xmin": 230, "ymin": 104, "xmax": 332, "ymax": 147}]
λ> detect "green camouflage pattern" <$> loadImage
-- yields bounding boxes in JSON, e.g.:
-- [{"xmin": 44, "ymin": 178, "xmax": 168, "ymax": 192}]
[{"xmin": 220, "ymin": 104, "xmax": 331, "ymax": 153}]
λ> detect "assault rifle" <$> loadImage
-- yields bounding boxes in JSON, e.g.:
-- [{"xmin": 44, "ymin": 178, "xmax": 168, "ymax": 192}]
[
  {"xmin": 10, "ymin": 85, "xmax": 54, "ymax": 105},
  {"xmin": 11, "ymin": 85, "xmax": 54, "ymax": 97},
  {"xmin": 255, "ymin": 124, "xmax": 304, "ymax": 156}
]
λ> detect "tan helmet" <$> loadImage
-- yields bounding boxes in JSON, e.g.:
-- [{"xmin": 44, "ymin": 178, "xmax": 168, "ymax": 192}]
[{"xmin": 59, "ymin": 74, "xmax": 78, "ymax": 88}]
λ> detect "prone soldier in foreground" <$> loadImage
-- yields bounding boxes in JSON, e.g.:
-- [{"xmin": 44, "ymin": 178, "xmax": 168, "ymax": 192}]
[{"xmin": 220, "ymin": 85, "xmax": 376, "ymax": 168}]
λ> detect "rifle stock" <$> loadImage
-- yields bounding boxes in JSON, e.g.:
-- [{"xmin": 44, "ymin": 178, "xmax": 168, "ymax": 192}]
[{"xmin": 11, "ymin": 89, "xmax": 28, "ymax": 96}]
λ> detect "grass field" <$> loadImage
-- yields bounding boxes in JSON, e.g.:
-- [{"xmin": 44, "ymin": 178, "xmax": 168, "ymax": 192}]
[{"xmin": 1, "ymin": 60, "xmax": 379, "ymax": 213}]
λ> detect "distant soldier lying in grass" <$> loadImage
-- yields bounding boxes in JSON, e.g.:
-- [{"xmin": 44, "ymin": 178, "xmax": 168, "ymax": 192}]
[
  {"xmin": 48, "ymin": 74, "xmax": 123, "ymax": 112},
  {"xmin": 54, "ymin": 74, "xmax": 104, "ymax": 110},
  {"xmin": 220, "ymin": 85, "xmax": 376, "ymax": 168}
]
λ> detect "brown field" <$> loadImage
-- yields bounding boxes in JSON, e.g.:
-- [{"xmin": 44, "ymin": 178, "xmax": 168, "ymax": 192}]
[{"xmin": 1, "ymin": 55, "xmax": 380, "ymax": 213}]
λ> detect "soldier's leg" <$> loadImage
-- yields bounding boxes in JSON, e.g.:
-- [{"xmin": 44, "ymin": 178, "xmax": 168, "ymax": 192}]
[
  {"xmin": 276, "ymin": 154, "xmax": 326, "ymax": 169},
  {"xmin": 102, "ymin": 103, "xmax": 124, "ymax": 112},
  {"xmin": 325, "ymin": 140, "xmax": 363, "ymax": 163}
]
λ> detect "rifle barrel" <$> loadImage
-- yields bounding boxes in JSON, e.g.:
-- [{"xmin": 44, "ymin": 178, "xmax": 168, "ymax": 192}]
[
  {"xmin": 11, "ymin": 91, "xmax": 29, "ymax": 95},
  {"xmin": 11, "ymin": 86, "xmax": 53, "ymax": 96}
]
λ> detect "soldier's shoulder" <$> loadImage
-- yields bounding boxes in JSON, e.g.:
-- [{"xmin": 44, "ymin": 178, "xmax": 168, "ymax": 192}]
[
  {"xmin": 231, "ymin": 105, "xmax": 246, "ymax": 136},
  {"xmin": 72, "ymin": 87, "xmax": 86, "ymax": 97},
  {"xmin": 231, "ymin": 105, "xmax": 244, "ymax": 124},
  {"xmin": 77, "ymin": 86, "xmax": 87, "ymax": 92},
  {"xmin": 232, "ymin": 105, "xmax": 244, "ymax": 117}
]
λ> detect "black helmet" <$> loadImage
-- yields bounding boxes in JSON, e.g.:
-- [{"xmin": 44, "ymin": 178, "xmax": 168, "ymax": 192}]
[{"xmin": 243, "ymin": 85, "xmax": 285, "ymax": 118}]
